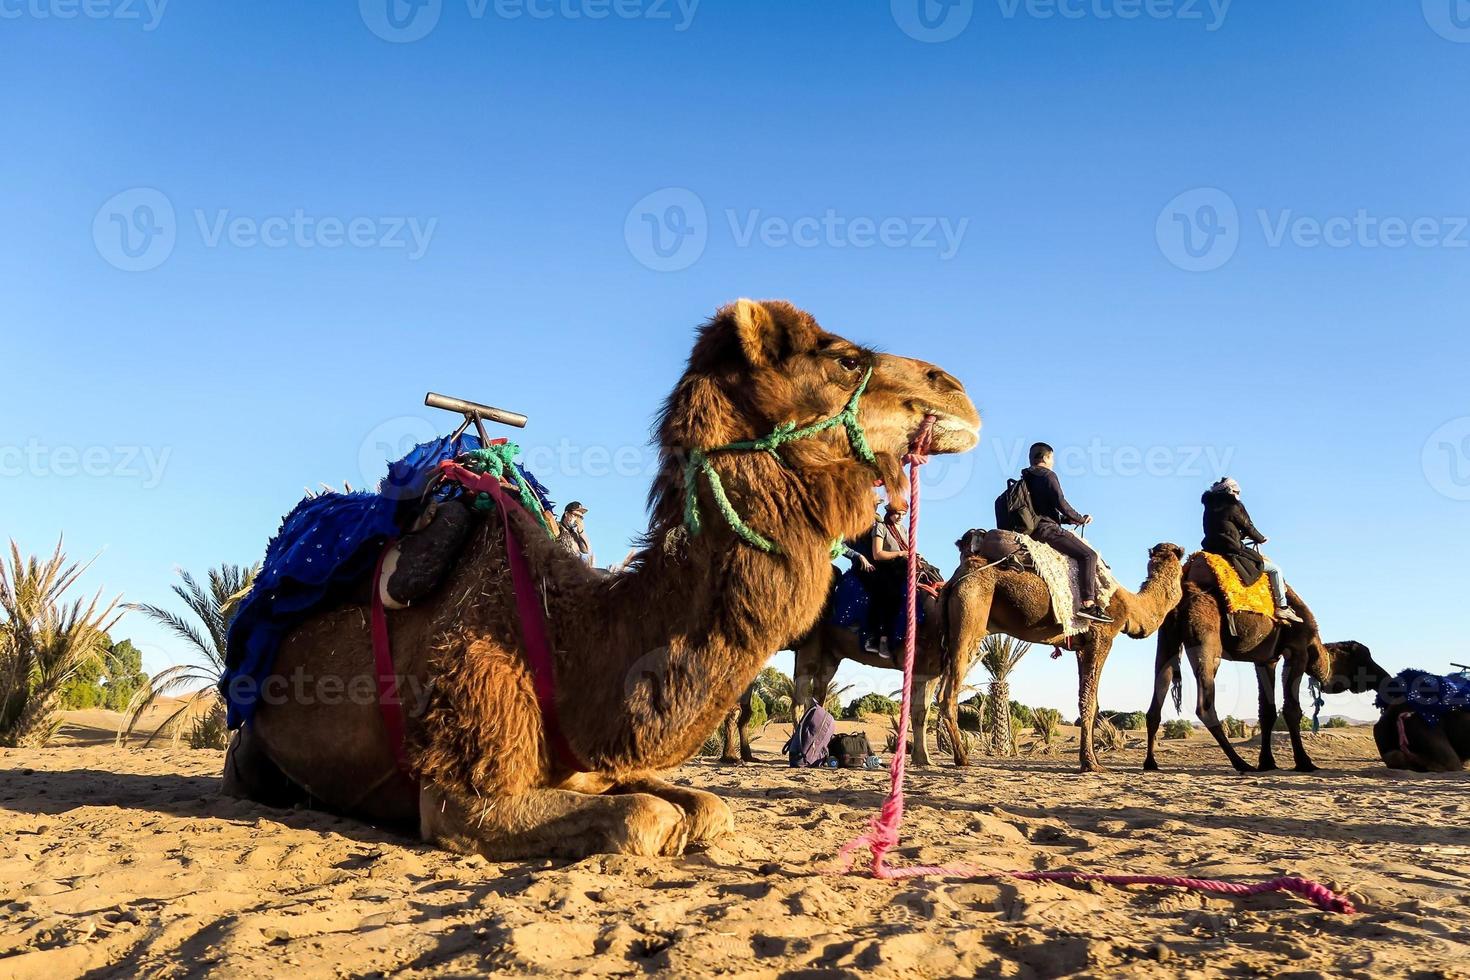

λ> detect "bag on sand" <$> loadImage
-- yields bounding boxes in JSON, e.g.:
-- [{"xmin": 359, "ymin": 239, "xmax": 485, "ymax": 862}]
[
  {"xmin": 783, "ymin": 702, "xmax": 838, "ymax": 768},
  {"xmin": 830, "ymin": 733, "xmax": 874, "ymax": 769},
  {"xmin": 995, "ymin": 478, "xmax": 1040, "ymax": 536}
]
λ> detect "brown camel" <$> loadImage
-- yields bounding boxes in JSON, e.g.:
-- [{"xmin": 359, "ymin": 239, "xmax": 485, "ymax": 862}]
[
  {"xmin": 940, "ymin": 540, "xmax": 1186, "ymax": 773},
  {"xmin": 221, "ymin": 299, "xmax": 979, "ymax": 860},
  {"xmin": 718, "ymin": 585, "xmax": 946, "ymax": 765},
  {"xmin": 1143, "ymin": 571, "xmax": 1387, "ymax": 773}
]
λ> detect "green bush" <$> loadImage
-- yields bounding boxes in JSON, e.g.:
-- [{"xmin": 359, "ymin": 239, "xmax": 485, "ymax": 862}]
[
  {"xmin": 1222, "ymin": 716, "xmax": 1249, "ymax": 740},
  {"xmin": 1101, "ymin": 710, "xmax": 1146, "ymax": 731},
  {"xmin": 1009, "ymin": 701, "xmax": 1034, "ymax": 729},
  {"xmin": 1163, "ymin": 719, "xmax": 1192, "ymax": 740},
  {"xmin": 698, "ymin": 729, "xmax": 725, "ymax": 757},
  {"xmin": 1324, "ymin": 716, "xmax": 1351, "ymax": 729},
  {"xmin": 844, "ymin": 693, "xmax": 900, "ymax": 720},
  {"xmin": 747, "ymin": 692, "xmax": 768, "ymax": 729}
]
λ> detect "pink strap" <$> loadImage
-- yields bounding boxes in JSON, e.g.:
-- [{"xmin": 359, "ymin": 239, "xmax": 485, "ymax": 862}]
[
  {"xmin": 438, "ymin": 461, "xmax": 587, "ymax": 773},
  {"xmin": 370, "ymin": 543, "xmax": 414, "ymax": 777}
]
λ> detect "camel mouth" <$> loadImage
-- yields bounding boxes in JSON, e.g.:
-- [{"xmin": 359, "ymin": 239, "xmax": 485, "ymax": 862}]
[{"xmin": 923, "ymin": 413, "xmax": 981, "ymax": 454}]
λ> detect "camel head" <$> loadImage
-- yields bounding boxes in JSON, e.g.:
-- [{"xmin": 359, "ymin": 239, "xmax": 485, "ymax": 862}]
[
  {"xmin": 653, "ymin": 299, "xmax": 979, "ymax": 541},
  {"xmin": 1315, "ymin": 640, "xmax": 1391, "ymax": 695}
]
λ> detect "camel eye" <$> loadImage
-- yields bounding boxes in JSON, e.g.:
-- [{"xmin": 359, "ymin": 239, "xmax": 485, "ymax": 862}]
[{"xmin": 838, "ymin": 356, "xmax": 862, "ymax": 371}]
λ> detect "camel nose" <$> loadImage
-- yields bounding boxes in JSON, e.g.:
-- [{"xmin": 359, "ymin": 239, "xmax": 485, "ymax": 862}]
[{"xmin": 925, "ymin": 368, "xmax": 965, "ymax": 395}]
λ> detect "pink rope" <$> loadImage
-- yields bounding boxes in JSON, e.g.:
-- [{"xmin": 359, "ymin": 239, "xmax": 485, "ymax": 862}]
[{"xmin": 833, "ymin": 423, "xmax": 1357, "ymax": 916}]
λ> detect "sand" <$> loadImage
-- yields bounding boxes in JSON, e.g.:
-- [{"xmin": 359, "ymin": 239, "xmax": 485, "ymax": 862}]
[{"xmin": 1, "ymin": 712, "xmax": 1467, "ymax": 979}]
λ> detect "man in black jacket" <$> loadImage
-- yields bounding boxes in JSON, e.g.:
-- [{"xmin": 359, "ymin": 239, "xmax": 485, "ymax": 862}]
[
  {"xmin": 1201, "ymin": 477, "xmax": 1303, "ymax": 624},
  {"xmin": 1021, "ymin": 443, "xmax": 1112, "ymax": 624}
]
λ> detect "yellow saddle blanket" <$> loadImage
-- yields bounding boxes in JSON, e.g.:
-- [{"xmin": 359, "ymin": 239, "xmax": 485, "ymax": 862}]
[{"xmin": 1186, "ymin": 551, "xmax": 1276, "ymax": 618}]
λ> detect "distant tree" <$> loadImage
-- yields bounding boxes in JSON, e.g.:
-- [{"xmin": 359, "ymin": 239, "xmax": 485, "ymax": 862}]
[
  {"xmin": 978, "ymin": 634, "xmax": 1031, "ymax": 757},
  {"xmin": 1101, "ymin": 710, "xmax": 1146, "ymax": 731},
  {"xmin": 1324, "ymin": 716, "xmax": 1351, "ymax": 729},
  {"xmin": 102, "ymin": 638, "xmax": 148, "ymax": 712},
  {"xmin": 123, "ymin": 563, "xmax": 255, "ymax": 749},
  {"xmin": 844, "ymin": 693, "xmax": 900, "ymax": 719}
]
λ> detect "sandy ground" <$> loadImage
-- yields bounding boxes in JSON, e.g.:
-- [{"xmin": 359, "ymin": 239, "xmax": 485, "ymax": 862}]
[{"xmin": 1, "ymin": 713, "xmax": 1467, "ymax": 979}]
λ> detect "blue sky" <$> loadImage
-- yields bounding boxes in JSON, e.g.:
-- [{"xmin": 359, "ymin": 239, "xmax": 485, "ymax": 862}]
[{"xmin": 3, "ymin": 0, "xmax": 1468, "ymax": 722}]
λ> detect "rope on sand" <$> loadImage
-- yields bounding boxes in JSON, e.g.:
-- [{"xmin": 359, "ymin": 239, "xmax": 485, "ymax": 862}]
[{"xmin": 833, "ymin": 418, "xmax": 1356, "ymax": 916}]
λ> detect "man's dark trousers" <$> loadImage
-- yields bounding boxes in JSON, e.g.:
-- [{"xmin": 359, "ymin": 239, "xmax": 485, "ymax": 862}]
[{"xmin": 1031, "ymin": 521, "xmax": 1099, "ymax": 604}]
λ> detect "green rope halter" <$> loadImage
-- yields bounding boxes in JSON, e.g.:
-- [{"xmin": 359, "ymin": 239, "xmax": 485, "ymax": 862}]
[
  {"xmin": 682, "ymin": 368, "xmax": 878, "ymax": 555},
  {"xmin": 461, "ymin": 444, "xmax": 556, "ymax": 539}
]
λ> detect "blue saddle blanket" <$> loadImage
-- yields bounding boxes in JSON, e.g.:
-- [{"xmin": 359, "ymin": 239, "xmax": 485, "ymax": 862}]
[
  {"xmin": 1375, "ymin": 669, "xmax": 1470, "ymax": 728},
  {"xmin": 221, "ymin": 433, "xmax": 554, "ymax": 729},
  {"xmin": 828, "ymin": 566, "xmax": 924, "ymax": 647}
]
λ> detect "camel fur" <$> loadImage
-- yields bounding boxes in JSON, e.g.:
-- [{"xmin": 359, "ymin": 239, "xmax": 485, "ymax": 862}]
[{"xmin": 221, "ymin": 299, "xmax": 979, "ymax": 860}]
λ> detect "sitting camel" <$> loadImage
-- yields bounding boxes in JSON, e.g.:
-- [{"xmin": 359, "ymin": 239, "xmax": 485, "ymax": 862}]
[
  {"xmin": 939, "ymin": 540, "xmax": 1186, "ymax": 773},
  {"xmin": 1143, "ymin": 572, "xmax": 1387, "ymax": 772},
  {"xmin": 221, "ymin": 299, "xmax": 979, "ymax": 859},
  {"xmin": 1373, "ymin": 661, "xmax": 1470, "ymax": 772}
]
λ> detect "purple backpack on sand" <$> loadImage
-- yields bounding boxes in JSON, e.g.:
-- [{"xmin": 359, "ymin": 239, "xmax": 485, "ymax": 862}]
[{"xmin": 783, "ymin": 701, "xmax": 838, "ymax": 768}]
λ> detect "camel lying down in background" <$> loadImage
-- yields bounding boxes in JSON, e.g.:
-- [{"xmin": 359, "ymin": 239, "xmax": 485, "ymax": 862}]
[
  {"xmin": 222, "ymin": 299, "xmax": 979, "ymax": 859},
  {"xmin": 1374, "ymin": 664, "xmax": 1470, "ymax": 772}
]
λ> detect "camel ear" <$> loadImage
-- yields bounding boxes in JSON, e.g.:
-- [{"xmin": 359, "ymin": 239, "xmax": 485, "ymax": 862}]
[{"xmin": 731, "ymin": 298, "xmax": 820, "ymax": 368}]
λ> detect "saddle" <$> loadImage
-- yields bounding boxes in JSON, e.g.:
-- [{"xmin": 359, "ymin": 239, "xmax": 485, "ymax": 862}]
[{"xmin": 1185, "ymin": 552, "xmax": 1276, "ymax": 619}]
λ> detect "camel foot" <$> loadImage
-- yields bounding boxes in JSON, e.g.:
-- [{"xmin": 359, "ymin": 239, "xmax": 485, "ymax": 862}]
[
  {"xmin": 1078, "ymin": 761, "xmax": 1107, "ymax": 774},
  {"xmin": 740, "ymin": 752, "xmax": 756, "ymax": 763},
  {"xmin": 718, "ymin": 755, "xmax": 743, "ymax": 766},
  {"xmin": 1294, "ymin": 762, "xmax": 1320, "ymax": 774},
  {"xmin": 1142, "ymin": 758, "xmax": 1160, "ymax": 772},
  {"xmin": 1256, "ymin": 760, "xmax": 1278, "ymax": 773},
  {"xmin": 615, "ymin": 779, "xmax": 734, "ymax": 846}
]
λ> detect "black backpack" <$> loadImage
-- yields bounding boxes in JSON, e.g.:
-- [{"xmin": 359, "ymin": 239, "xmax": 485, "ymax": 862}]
[
  {"xmin": 995, "ymin": 477, "xmax": 1040, "ymax": 535},
  {"xmin": 829, "ymin": 733, "xmax": 873, "ymax": 769}
]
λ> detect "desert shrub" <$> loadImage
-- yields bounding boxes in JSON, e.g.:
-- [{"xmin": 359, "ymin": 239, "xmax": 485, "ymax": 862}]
[
  {"xmin": 1325, "ymin": 716, "xmax": 1350, "ymax": 729},
  {"xmin": 767, "ymin": 695, "xmax": 793, "ymax": 723},
  {"xmin": 1163, "ymin": 719, "xmax": 1192, "ymax": 740},
  {"xmin": 936, "ymin": 721, "xmax": 977, "ymax": 757},
  {"xmin": 1102, "ymin": 710, "xmax": 1146, "ymax": 731},
  {"xmin": 957, "ymin": 703, "xmax": 982, "ymax": 733},
  {"xmin": 698, "ymin": 729, "xmax": 726, "ymax": 757},
  {"xmin": 1032, "ymin": 707, "xmax": 1062, "ymax": 742},
  {"xmin": 845, "ymin": 693, "xmax": 900, "ymax": 720},
  {"xmin": 1009, "ymin": 701, "xmax": 1034, "ymax": 729},
  {"xmin": 1222, "ymin": 716, "xmax": 1249, "ymax": 740},
  {"xmin": 1093, "ymin": 714, "xmax": 1125, "ymax": 753},
  {"xmin": 187, "ymin": 705, "xmax": 228, "ymax": 751}
]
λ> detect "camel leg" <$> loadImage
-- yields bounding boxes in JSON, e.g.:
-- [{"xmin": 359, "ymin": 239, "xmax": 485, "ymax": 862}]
[
  {"xmin": 1143, "ymin": 630, "xmax": 1180, "ymax": 772},
  {"xmin": 1187, "ymin": 641, "xmax": 1252, "ymax": 773},
  {"xmin": 911, "ymin": 675, "xmax": 937, "ymax": 767},
  {"xmin": 719, "ymin": 685, "xmax": 756, "ymax": 764},
  {"xmin": 1279, "ymin": 660, "xmax": 1318, "ymax": 772},
  {"xmin": 737, "ymin": 685, "xmax": 756, "ymax": 761},
  {"xmin": 1255, "ymin": 663, "xmax": 1280, "ymax": 772},
  {"xmin": 1076, "ymin": 639, "xmax": 1112, "ymax": 774},
  {"xmin": 719, "ymin": 706, "xmax": 743, "ymax": 764},
  {"xmin": 940, "ymin": 582, "xmax": 991, "ymax": 768},
  {"xmin": 420, "ymin": 780, "xmax": 689, "ymax": 860},
  {"xmin": 793, "ymin": 636, "xmax": 838, "ymax": 722},
  {"xmin": 610, "ymin": 776, "xmax": 735, "ymax": 845}
]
